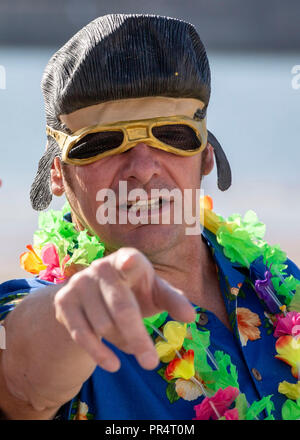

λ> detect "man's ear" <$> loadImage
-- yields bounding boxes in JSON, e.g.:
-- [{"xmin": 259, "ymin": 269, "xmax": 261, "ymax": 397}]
[
  {"xmin": 50, "ymin": 156, "xmax": 65, "ymax": 196},
  {"xmin": 202, "ymin": 143, "xmax": 214, "ymax": 176}
]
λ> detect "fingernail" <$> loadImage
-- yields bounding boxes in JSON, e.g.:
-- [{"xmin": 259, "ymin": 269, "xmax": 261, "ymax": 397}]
[
  {"xmin": 138, "ymin": 351, "xmax": 159, "ymax": 370},
  {"xmin": 101, "ymin": 359, "xmax": 120, "ymax": 372}
]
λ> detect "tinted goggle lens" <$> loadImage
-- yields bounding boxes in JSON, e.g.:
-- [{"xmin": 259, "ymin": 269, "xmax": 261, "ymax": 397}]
[
  {"xmin": 152, "ymin": 124, "xmax": 201, "ymax": 151},
  {"xmin": 67, "ymin": 131, "xmax": 124, "ymax": 159},
  {"xmin": 67, "ymin": 124, "xmax": 202, "ymax": 160}
]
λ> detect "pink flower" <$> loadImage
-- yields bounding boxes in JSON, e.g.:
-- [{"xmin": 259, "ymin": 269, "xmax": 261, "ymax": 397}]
[
  {"xmin": 193, "ymin": 386, "xmax": 239, "ymax": 420},
  {"xmin": 41, "ymin": 243, "xmax": 60, "ymax": 267},
  {"xmin": 224, "ymin": 408, "xmax": 239, "ymax": 420},
  {"xmin": 274, "ymin": 311, "xmax": 300, "ymax": 338},
  {"xmin": 38, "ymin": 244, "xmax": 70, "ymax": 284}
]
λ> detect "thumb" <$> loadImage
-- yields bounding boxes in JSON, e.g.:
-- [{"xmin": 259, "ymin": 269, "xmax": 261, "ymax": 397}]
[{"xmin": 112, "ymin": 247, "xmax": 154, "ymax": 289}]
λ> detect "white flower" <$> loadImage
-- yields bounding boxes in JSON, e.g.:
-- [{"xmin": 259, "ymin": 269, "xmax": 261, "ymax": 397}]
[{"xmin": 175, "ymin": 378, "xmax": 203, "ymax": 401}]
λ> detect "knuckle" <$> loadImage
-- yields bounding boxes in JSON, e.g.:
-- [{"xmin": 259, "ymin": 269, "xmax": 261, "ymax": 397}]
[
  {"xmin": 67, "ymin": 270, "xmax": 83, "ymax": 284},
  {"xmin": 93, "ymin": 319, "xmax": 112, "ymax": 336},
  {"xmin": 98, "ymin": 356, "xmax": 118, "ymax": 371},
  {"xmin": 116, "ymin": 247, "xmax": 142, "ymax": 267},
  {"xmin": 70, "ymin": 328, "xmax": 89, "ymax": 345},
  {"xmin": 112, "ymin": 299, "xmax": 137, "ymax": 316},
  {"xmin": 90, "ymin": 258, "xmax": 110, "ymax": 273},
  {"xmin": 89, "ymin": 259, "xmax": 118, "ymax": 282},
  {"xmin": 65, "ymin": 271, "xmax": 89, "ymax": 292},
  {"xmin": 99, "ymin": 275, "xmax": 124, "ymax": 293},
  {"xmin": 128, "ymin": 335, "xmax": 152, "ymax": 353},
  {"xmin": 117, "ymin": 247, "xmax": 141, "ymax": 258},
  {"xmin": 54, "ymin": 279, "xmax": 83, "ymax": 308},
  {"xmin": 96, "ymin": 355, "xmax": 110, "ymax": 366},
  {"xmin": 54, "ymin": 288, "xmax": 69, "ymax": 310},
  {"xmin": 114, "ymin": 248, "xmax": 154, "ymax": 286},
  {"xmin": 88, "ymin": 346, "xmax": 109, "ymax": 364},
  {"xmin": 67, "ymin": 266, "xmax": 91, "ymax": 287}
]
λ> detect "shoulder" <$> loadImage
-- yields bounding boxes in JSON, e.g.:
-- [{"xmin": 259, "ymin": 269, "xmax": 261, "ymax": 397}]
[
  {"xmin": 0, "ymin": 278, "xmax": 53, "ymax": 322},
  {"xmin": 285, "ymin": 258, "xmax": 300, "ymax": 279},
  {"xmin": 0, "ymin": 278, "xmax": 53, "ymax": 296},
  {"xmin": 250, "ymin": 255, "xmax": 300, "ymax": 281}
]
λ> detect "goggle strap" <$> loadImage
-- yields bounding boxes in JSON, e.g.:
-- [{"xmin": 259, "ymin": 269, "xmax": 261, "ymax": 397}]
[
  {"xmin": 193, "ymin": 107, "xmax": 207, "ymax": 121},
  {"xmin": 207, "ymin": 130, "xmax": 232, "ymax": 191}
]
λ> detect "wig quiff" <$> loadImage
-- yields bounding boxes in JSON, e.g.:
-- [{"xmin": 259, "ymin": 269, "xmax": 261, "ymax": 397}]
[{"xmin": 30, "ymin": 14, "xmax": 231, "ymax": 211}]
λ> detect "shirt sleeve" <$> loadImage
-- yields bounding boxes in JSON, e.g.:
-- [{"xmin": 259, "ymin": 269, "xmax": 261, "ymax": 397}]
[
  {"xmin": 0, "ymin": 278, "xmax": 53, "ymax": 323},
  {"xmin": 285, "ymin": 257, "xmax": 300, "ymax": 281}
]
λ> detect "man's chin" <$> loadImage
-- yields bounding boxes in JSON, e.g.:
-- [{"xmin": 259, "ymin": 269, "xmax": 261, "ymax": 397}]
[{"xmin": 101, "ymin": 223, "xmax": 183, "ymax": 256}]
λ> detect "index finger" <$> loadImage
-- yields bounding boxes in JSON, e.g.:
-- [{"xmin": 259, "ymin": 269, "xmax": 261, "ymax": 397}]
[
  {"xmin": 150, "ymin": 275, "xmax": 196, "ymax": 323},
  {"xmin": 98, "ymin": 267, "xmax": 160, "ymax": 370}
]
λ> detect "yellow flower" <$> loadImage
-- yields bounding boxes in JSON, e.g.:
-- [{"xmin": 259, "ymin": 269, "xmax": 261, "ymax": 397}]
[
  {"xmin": 278, "ymin": 381, "xmax": 300, "ymax": 400},
  {"xmin": 275, "ymin": 335, "xmax": 300, "ymax": 379},
  {"xmin": 201, "ymin": 196, "xmax": 223, "ymax": 235},
  {"xmin": 200, "ymin": 196, "xmax": 236, "ymax": 235},
  {"xmin": 155, "ymin": 321, "xmax": 187, "ymax": 362},
  {"xmin": 165, "ymin": 350, "xmax": 195, "ymax": 380}
]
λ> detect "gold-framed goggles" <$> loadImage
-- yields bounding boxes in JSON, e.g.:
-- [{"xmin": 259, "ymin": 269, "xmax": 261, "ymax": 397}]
[{"xmin": 46, "ymin": 115, "xmax": 208, "ymax": 166}]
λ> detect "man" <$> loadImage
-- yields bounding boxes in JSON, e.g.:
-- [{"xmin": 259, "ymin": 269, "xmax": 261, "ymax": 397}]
[{"xmin": 0, "ymin": 14, "xmax": 299, "ymax": 421}]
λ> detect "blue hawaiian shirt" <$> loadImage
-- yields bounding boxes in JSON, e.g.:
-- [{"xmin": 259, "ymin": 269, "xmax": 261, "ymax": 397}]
[{"xmin": 1, "ymin": 228, "xmax": 300, "ymax": 420}]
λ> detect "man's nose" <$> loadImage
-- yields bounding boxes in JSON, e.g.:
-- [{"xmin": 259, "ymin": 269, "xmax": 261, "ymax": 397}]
[{"xmin": 120, "ymin": 143, "xmax": 162, "ymax": 185}]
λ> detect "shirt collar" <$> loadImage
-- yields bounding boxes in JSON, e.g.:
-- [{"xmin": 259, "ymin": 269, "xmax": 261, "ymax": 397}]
[{"xmin": 202, "ymin": 227, "xmax": 246, "ymax": 290}]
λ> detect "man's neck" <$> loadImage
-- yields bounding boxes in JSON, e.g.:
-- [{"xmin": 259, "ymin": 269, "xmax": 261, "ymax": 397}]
[
  {"xmin": 150, "ymin": 234, "xmax": 231, "ymax": 329},
  {"xmin": 151, "ymin": 234, "xmax": 215, "ymax": 305}
]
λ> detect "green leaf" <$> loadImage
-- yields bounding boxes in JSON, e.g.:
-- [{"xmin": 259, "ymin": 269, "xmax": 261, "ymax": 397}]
[
  {"xmin": 228, "ymin": 310, "xmax": 237, "ymax": 328},
  {"xmin": 281, "ymin": 398, "xmax": 300, "ymax": 420},
  {"xmin": 213, "ymin": 351, "xmax": 239, "ymax": 389},
  {"xmin": 157, "ymin": 367, "xmax": 167, "ymax": 382},
  {"xmin": 33, "ymin": 204, "xmax": 105, "ymax": 268},
  {"xmin": 227, "ymin": 210, "xmax": 266, "ymax": 241},
  {"xmin": 76, "ymin": 231, "xmax": 105, "ymax": 263},
  {"xmin": 277, "ymin": 275, "xmax": 300, "ymax": 299},
  {"xmin": 166, "ymin": 382, "xmax": 180, "ymax": 404},
  {"xmin": 288, "ymin": 285, "xmax": 300, "ymax": 312},
  {"xmin": 86, "ymin": 413, "xmax": 94, "ymax": 420},
  {"xmin": 65, "ymin": 248, "xmax": 91, "ymax": 267},
  {"xmin": 263, "ymin": 243, "xmax": 287, "ymax": 268},
  {"xmin": 71, "ymin": 400, "xmax": 79, "ymax": 410},
  {"xmin": 216, "ymin": 225, "xmax": 262, "ymax": 267},
  {"xmin": 246, "ymin": 395, "xmax": 274, "ymax": 420},
  {"xmin": 238, "ymin": 288, "xmax": 246, "ymax": 299},
  {"xmin": 189, "ymin": 323, "xmax": 210, "ymax": 348},
  {"xmin": 143, "ymin": 312, "xmax": 168, "ymax": 335},
  {"xmin": 56, "ymin": 238, "xmax": 74, "ymax": 261},
  {"xmin": 201, "ymin": 351, "xmax": 239, "ymax": 393},
  {"xmin": 61, "ymin": 201, "xmax": 71, "ymax": 216},
  {"xmin": 157, "ymin": 366, "xmax": 175, "ymax": 384},
  {"xmin": 183, "ymin": 323, "xmax": 212, "ymax": 374},
  {"xmin": 242, "ymin": 210, "xmax": 266, "ymax": 240},
  {"xmin": 234, "ymin": 393, "xmax": 248, "ymax": 420}
]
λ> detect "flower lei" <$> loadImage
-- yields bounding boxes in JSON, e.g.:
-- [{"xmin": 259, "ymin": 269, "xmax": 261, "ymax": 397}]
[
  {"xmin": 20, "ymin": 197, "xmax": 300, "ymax": 420},
  {"xmin": 20, "ymin": 203, "xmax": 105, "ymax": 283}
]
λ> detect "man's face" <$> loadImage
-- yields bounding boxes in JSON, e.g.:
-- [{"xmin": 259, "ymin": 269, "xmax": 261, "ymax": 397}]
[{"xmin": 52, "ymin": 97, "xmax": 214, "ymax": 257}]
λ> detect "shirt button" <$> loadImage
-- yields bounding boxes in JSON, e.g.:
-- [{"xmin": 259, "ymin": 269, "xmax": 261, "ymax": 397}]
[
  {"xmin": 251, "ymin": 368, "xmax": 262, "ymax": 381},
  {"xmin": 198, "ymin": 312, "xmax": 208, "ymax": 326}
]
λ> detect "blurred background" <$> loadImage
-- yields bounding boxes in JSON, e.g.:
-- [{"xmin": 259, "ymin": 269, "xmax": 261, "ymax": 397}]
[{"xmin": 0, "ymin": 0, "xmax": 299, "ymax": 282}]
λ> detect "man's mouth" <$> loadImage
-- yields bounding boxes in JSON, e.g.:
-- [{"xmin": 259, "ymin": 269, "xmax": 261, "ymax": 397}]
[{"xmin": 118, "ymin": 197, "xmax": 170, "ymax": 213}]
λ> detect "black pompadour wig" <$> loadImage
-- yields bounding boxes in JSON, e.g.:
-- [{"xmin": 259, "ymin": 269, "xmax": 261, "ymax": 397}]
[{"xmin": 30, "ymin": 14, "xmax": 231, "ymax": 211}]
